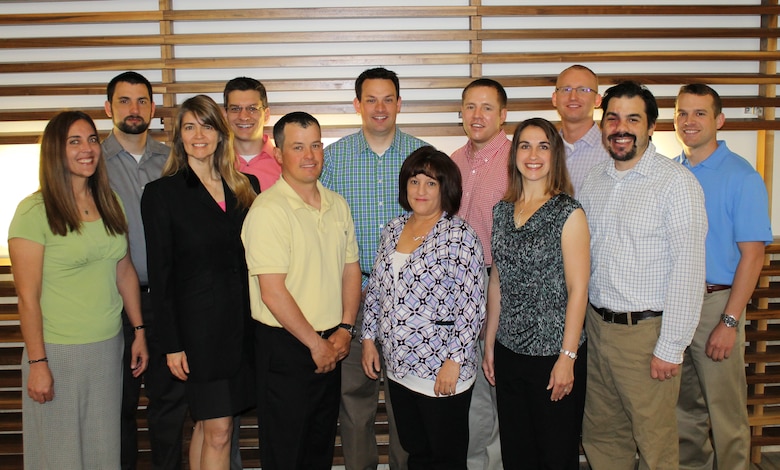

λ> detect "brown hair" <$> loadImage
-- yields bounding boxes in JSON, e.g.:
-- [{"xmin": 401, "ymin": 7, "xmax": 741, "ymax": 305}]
[
  {"xmin": 504, "ymin": 117, "xmax": 573, "ymax": 202},
  {"xmin": 164, "ymin": 95, "xmax": 257, "ymax": 209},
  {"xmin": 39, "ymin": 111, "xmax": 127, "ymax": 236}
]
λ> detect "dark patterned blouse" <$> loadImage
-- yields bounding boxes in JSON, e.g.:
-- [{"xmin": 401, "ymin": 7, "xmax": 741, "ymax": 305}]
[{"xmin": 491, "ymin": 193, "xmax": 586, "ymax": 357}]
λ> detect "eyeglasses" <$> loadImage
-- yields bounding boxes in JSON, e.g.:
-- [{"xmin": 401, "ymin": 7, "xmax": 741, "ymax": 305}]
[
  {"xmin": 555, "ymin": 86, "xmax": 597, "ymax": 94},
  {"xmin": 226, "ymin": 105, "xmax": 265, "ymax": 115}
]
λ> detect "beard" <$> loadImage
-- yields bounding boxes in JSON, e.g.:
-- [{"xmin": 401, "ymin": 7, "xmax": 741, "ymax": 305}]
[
  {"xmin": 606, "ymin": 132, "xmax": 638, "ymax": 162},
  {"xmin": 116, "ymin": 116, "xmax": 150, "ymax": 135}
]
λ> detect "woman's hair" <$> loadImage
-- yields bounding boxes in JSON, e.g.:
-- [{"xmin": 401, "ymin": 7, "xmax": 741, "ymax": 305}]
[
  {"xmin": 39, "ymin": 111, "xmax": 127, "ymax": 236},
  {"xmin": 163, "ymin": 94, "xmax": 257, "ymax": 209},
  {"xmin": 398, "ymin": 145, "xmax": 462, "ymax": 215},
  {"xmin": 504, "ymin": 117, "xmax": 573, "ymax": 202}
]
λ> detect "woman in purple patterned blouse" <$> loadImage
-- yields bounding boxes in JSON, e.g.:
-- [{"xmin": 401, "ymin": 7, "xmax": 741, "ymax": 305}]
[{"xmin": 361, "ymin": 146, "xmax": 485, "ymax": 470}]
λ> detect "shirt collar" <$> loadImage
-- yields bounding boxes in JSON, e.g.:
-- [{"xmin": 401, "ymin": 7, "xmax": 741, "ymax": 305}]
[
  {"xmin": 276, "ymin": 175, "xmax": 332, "ymax": 212},
  {"xmin": 678, "ymin": 140, "xmax": 729, "ymax": 170},
  {"xmin": 466, "ymin": 129, "xmax": 509, "ymax": 160},
  {"xmin": 605, "ymin": 141, "xmax": 659, "ymax": 179}
]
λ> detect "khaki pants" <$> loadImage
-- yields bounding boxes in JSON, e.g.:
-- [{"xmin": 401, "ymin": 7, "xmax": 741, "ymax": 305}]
[
  {"xmin": 582, "ymin": 305, "xmax": 681, "ymax": 470},
  {"xmin": 677, "ymin": 289, "xmax": 750, "ymax": 470}
]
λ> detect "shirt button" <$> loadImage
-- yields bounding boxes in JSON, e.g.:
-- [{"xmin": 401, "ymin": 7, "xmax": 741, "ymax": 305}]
[
  {"xmin": 472, "ymin": 170, "xmax": 476, "ymax": 174},
  {"xmin": 378, "ymin": 202, "xmax": 384, "ymax": 207}
]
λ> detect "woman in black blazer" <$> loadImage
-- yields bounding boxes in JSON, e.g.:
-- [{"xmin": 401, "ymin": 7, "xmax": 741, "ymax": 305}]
[{"xmin": 141, "ymin": 95, "xmax": 259, "ymax": 470}]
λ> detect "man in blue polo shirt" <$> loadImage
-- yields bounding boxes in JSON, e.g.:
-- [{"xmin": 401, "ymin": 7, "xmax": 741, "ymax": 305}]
[{"xmin": 674, "ymin": 84, "xmax": 772, "ymax": 470}]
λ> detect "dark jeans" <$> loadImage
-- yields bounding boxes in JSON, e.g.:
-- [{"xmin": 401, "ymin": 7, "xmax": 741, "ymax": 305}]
[{"xmin": 388, "ymin": 379, "xmax": 472, "ymax": 470}]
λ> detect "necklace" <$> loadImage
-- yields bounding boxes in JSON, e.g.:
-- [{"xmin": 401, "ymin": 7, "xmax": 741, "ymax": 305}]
[{"xmin": 412, "ymin": 234, "xmax": 425, "ymax": 242}]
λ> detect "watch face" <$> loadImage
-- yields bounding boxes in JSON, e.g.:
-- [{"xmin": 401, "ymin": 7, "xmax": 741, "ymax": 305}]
[{"xmin": 722, "ymin": 315, "xmax": 738, "ymax": 328}]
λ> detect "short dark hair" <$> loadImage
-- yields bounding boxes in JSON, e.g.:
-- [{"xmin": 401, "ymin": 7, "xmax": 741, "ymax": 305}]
[
  {"xmin": 107, "ymin": 71, "xmax": 153, "ymax": 102},
  {"xmin": 223, "ymin": 76, "xmax": 268, "ymax": 108},
  {"xmin": 601, "ymin": 81, "xmax": 658, "ymax": 128},
  {"xmin": 398, "ymin": 146, "xmax": 462, "ymax": 215},
  {"xmin": 678, "ymin": 83, "xmax": 723, "ymax": 115},
  {"xmin": 505, "ymin": 118, "xmax": 573, "ymax": 201},
  {"xmin": 273, "ymin": 111, "xmax": 320, "ymax": 149},
  {"xmin": 355, "ymin": 67, "xmax": 400, "ymax": 101},
  {"xmin": 462, "ymin": 78, "xmax": 508, "ymax": 109}
]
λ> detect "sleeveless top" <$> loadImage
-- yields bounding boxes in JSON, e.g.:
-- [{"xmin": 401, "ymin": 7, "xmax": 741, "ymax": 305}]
[{"xmin": 491, "ymin": 193, "xmax": 586, "ymax": 356}]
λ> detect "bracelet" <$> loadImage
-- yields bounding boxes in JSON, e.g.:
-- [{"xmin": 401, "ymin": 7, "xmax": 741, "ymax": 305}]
[
  {"xmin": 560, "ymin": 349, "xmax": 577, "ymax": 360},
  {"xmin": 28, "ymin": 357, "xmax": 48, "ymax": 365},
  {"xmin": 134, "ymin": 324, "xmax": 146, "ymax": 331}
]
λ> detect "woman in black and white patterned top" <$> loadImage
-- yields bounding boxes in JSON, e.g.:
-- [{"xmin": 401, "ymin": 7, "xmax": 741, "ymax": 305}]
[{"xmin": 482, "ymin": 117, "xmax": 590, "ymax": 469}]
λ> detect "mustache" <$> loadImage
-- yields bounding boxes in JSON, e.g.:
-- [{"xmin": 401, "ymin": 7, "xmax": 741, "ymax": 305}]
[{"xmin": 607, "ymin": 132, "xmax": 637, "ymax": 142}]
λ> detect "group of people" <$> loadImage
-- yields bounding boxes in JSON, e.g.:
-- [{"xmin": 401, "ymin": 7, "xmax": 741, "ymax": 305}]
[{"xmin": 8, "ymin": 63, "xmax": 771, "ymax": 470}]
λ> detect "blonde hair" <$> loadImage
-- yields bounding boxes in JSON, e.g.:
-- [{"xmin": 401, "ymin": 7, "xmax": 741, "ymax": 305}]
[{"xmin": 164, "ymin": 95, "xmax": 257, "ymax": 209}]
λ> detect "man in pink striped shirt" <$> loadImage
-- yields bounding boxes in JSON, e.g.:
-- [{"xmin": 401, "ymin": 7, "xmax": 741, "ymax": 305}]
[{"xmin": 450, "ymin": 78, "xmax": 510, "ymax": 470}]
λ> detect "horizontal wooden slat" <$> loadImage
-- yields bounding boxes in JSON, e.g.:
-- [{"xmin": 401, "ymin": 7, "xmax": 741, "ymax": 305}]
[
  {"xmin": 479, "ymin": 28, "xmax": 780, "ymax": 40},
  {"xmin": 1, "ymin": 30, "xmax": 477, "ymax": 49},
  {"xmin": 163, "ymin": 7, "xmax": 477, "ymax": 21},
  {"xmin": 0, "ymin": 11, "xmax": 162, "ymax": 25},
  {"xmin": 481, "ymin": 51, "xmax": 780, "ymax": 64},
  {"xmin": 479, "ymin": 5, "xmax": 780, "ymax": 16}
]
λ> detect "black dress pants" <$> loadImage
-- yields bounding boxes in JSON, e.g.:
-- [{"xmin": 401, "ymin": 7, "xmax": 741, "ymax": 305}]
[{"xmin": 255, "ymin": 322, "xmax": 341, "ymax": 470}]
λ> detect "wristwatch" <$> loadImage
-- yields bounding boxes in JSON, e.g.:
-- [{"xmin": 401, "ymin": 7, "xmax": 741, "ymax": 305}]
[
  {"xmin": 338, "ymin": 323, "xmax": 357, "ymax": 338},
  {"xmin": 721, "ymin": 313, "xmax": 738, "ymax": 328}
]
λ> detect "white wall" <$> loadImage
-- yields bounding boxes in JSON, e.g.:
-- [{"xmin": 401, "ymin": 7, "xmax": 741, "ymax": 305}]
[{"xmin": 0, "ymin": 0, "xmax": 776, "ymax": 257}]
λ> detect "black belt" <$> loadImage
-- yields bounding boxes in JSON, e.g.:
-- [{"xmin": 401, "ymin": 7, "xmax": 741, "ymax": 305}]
[
  {"xmin": 317, "ymin": 325, "xmax": 339, "ymax": 338},
  {"xmin": 706, "ymin": 284, "xmax": 731, "ymax": 293},
  {"xmin": 591, "ymin": 303, "xmax": 662, "ymax": 325},
  {"xmin": 139, "ymin": 285, "xmax": 151, "ymax": 293},
  {"xmin": 259, "ymin": 322, "xmax": 339, "ymax": 339}
]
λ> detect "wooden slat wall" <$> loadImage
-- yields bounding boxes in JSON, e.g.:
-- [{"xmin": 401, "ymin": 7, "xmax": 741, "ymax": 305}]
[{"xmin": 0, "ymin": 1, "xmax": 778, "ymax": 467}]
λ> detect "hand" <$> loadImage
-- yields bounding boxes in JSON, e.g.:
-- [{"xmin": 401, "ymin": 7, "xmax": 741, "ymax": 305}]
[
  {"xmin": 166, "ymin": 351, "xmax": 190, "ymax": 381},
  {"xmin": 482, "ymin": 346, "xmax": 496, "ymax": 386},
  {"xmin": 310, "ymin": 337, "xmax": 339, "ymax": 374},
  {"xmin": 706, "ymin": 321, "xmax": 738, "ymax": 362},
  {"xmin": 650, "ymin": 355, "xmax": 679, "ymax": 382},
  {"xmin": 130, "ymin": 332, "xmax": 149, "ymax": 378},
  {"xmin": 361, "ymin": 339, "xmax": 381, "ymax": 380},
  {"xmin": 434, "ymin": 359, "xmax": 461, "ymax": 397},
  {"xmin": 328, "ymin": 328, "xmax": 352, "ymax": 362},
  {"xmin": 27, "ymin": 362, "xmax": 54, "ymax": 404},
  {"xmin": 547, "ymin": 356, "xmax": 575, "ymax": 401}
]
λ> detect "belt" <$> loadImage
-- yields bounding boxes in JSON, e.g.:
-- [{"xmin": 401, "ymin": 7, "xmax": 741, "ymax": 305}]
[
  {"xmin": 318, "ymin": 325, "xmax": 339, "ymax": 338},
  {"xmin": 486, "ymin": 266, "xmax": 492, "ymax": 276},
  {"xmin": 591, "ymin": 304, "xmax": 662, "ymax": 325},
  {"xmin": 706, "ymin": 284, "xmax": 731, "ymax": 293},
  {"xmin": 139, "ymin": 285, "xmax": 151, "ymax": 293}
]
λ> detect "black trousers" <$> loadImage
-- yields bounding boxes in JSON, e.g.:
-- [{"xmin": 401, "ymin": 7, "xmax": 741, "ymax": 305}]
[
  {"xmin": 494, "ymin": 341, "xmax": 586, "ymax": 470},
  {"xmin": 255, "ymin": 322, "xmax": 341, "ymax": 470},
  {"xmin": 120, "ymin": 291, "xmax": 188, "ymax": 470},
  {"xmin": 388, "ymin": 379, "xmax": 472, "ymax": 470}
]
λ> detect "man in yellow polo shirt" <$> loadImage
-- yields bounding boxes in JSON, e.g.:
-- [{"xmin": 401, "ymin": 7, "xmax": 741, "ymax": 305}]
[{"xmin": 242, "ymin": 111, "xmax": 362, "ymax": 470}]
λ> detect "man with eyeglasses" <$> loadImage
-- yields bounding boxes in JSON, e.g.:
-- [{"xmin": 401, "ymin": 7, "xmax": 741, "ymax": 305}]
[
  {"xmin": 552, "ymin": 65, "xmax": 610, "ymax": 197},
  {"xmin": 223, "ymin": 77, "xmax": 281, "ymax": 191}
]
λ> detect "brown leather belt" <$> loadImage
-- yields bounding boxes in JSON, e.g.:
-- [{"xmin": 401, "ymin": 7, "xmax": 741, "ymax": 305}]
[
  {"xmin": 706, "ymin": 284, "xmax": 731, "ymax": 293},
  {"xmin": 590, "ymin": 304, "xmax": 663, "ymax": 325}
]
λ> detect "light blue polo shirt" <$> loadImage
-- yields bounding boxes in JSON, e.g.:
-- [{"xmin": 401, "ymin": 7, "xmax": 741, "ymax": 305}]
[{"xmin": 677, "ymin": 141, "xmax": 772, "ymax": 285}]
